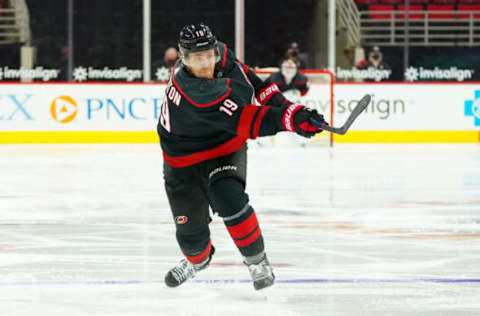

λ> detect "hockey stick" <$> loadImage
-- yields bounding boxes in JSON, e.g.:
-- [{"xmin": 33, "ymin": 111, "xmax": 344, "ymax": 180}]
[{"xmin": 309, "ymin": 94, "xmax": 371, "ymax": 135}]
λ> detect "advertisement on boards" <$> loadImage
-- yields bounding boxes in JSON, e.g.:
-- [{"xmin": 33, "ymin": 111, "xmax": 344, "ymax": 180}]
[{"xmin": 0, "ymin": 82, "xmax": 479, "ymax": 143}]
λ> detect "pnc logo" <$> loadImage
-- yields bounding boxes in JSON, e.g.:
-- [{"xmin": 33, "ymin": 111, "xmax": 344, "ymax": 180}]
[
  {"xmin": 464, "ymin": 90, "xmax": 480, "ymax": 126},
  {"xmin": 51, "ymin": 95, "xmax": 78, "ymax": 123}
]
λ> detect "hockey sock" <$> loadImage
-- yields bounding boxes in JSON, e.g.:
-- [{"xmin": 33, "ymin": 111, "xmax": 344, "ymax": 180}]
[
  {"xmin": 244, "ymin": 251, "xmax": 266, "ymax": 265},
  {"xmin": 183, "ymin": 239, "xmax": 213, "ymax": 265},
  {"xmin": 224, "ymin": 204, "xmax": 264, "ymax": 257}
]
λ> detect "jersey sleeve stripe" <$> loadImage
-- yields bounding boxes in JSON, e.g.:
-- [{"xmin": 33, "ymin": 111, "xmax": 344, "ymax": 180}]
[
  {"xmin": 222, "ymin": 43, "xmax": 227, "ymax": 68},
  {"xmin": 237, "ymin": 105, "xmax": 258, "ymax": 138},
  {"xmin": 238, "ymin": 60, "xmax": 250, "ymax": 74},
  {"xmin": 252, "ymin": 106, "xmax": 270, "ymax": 138},
  {"xmin": 172, "ymin": 73, "xmax": 231, "ymax": 108},
  {"xmin": 236, "ymin": 61, "xmax": 252, "ymax": 86},
  {"xmin": 249, "ymin": 106, "xmax": 262, "ymax": 138}
]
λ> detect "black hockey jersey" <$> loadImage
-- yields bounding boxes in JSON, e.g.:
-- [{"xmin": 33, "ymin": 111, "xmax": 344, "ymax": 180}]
[
  {"xmin": 266, "ymin": 71, "xmax": 309, "ymax": 96},
  {"xmin": 157, "ymin": 42, "xmax": 291, "ymax": 168}
]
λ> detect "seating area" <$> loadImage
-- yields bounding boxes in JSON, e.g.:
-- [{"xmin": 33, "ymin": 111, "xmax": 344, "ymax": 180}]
[
  {"xmin": 0, "ymin": 0, "xmax": 9, "ymax": 17},
  {"xmin": 355, "ymin": 0, "xmax": 480, "ymax": 20},
  {"xmin": 358, "ymin": 0, "xmax": 480, "ymax": 46}
]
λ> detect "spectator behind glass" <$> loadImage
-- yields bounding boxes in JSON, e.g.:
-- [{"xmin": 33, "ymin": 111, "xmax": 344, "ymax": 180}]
[
  {"xmin": 286, "ymin": 42, "xmax": 310, "ymax": 70},
  {"xmin": 355, "ymin": 46, "xmax": 391, "ymax": 81},
  {"xmin": 357, "ymin": 47, "xmax": 391, "ymax": 70},
  {"xmin": 266, "ymin": 57, "xmax": 309, "ymax": 98},
  {"xmin": 264, "ymin": 58, "xmax": 312, "ymax": 148},
  {"xmin": 153, "ymin": 46, "xmax": 179, "ymax": 81},
  {"xmin": 163, "ymin": 47, "xmax": 179, "ymax": 69}
]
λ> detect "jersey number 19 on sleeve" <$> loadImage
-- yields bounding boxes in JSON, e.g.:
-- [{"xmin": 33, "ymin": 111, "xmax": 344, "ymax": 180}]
[{"xmin": 219, "ymin": 99, "xmax": 239, "ymax": 116}]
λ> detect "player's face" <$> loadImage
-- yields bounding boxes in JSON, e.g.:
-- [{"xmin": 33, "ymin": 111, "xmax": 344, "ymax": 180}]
[
  {"xmin": 185, "ymin": 49, "xmax": 216, "ymax": 79},
  {"xmin": 281, "ymin": 59, "xmax": 297, "ymax": 78}
]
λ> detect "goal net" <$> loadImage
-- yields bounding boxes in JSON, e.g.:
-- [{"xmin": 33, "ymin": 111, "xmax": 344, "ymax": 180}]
[{"xmin": 254, "ymin": 69, "xmax": 335, "ymax": 147}]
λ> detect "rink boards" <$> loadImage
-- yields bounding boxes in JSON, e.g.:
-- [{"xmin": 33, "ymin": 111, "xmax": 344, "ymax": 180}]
[{"xmin": 0, "ymin": 82, "xmax": 479, "ymax": 143}]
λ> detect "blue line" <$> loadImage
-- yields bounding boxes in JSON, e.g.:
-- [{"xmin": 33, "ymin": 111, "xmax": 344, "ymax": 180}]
[
  {"xmin": 1, "ymin": 278, "xmax": 480, "ymax": 287},
  {"xmin": 274, "ymin": 278, "xmax": 480, "ymax": 283},
  {"xmin": 192, "ymin": 278, "xmax": 480, "ymax": 284}
]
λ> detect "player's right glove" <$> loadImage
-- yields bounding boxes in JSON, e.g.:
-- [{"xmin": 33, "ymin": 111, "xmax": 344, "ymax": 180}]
[{"xmin": 281, "ymin": 103, "xmax": 327, "ymax": 138}]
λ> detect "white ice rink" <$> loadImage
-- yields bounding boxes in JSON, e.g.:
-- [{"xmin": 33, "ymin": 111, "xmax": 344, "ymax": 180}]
[{"xmin": 1, "ymin": 143, "xmax": 479, "ymax": 316}]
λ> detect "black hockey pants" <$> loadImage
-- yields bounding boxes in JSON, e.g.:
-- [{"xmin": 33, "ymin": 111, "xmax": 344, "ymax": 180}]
[{"xmin": 163, "ymin": 145, "xmax": 264, "ymax": 264}]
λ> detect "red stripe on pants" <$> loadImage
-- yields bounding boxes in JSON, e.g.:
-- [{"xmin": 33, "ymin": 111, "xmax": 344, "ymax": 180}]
[{"xmin": 184, "ymin": 240, "xmax": 212, "ymax": 264}]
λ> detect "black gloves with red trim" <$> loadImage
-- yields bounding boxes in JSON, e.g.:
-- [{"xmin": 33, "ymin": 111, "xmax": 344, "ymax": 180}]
[{"xmin": 281, "ymin": 103, "xmax": 328, "ymax": 138}]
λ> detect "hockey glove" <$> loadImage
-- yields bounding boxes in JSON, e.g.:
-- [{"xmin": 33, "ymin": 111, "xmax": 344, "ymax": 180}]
[{"xmin": 281, "ymin": 104, "xmax": 327, "ymax": 138}]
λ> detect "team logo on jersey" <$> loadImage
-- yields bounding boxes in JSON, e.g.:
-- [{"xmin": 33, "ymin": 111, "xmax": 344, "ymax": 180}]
[
  {"xmin": 175, "ymin": 216, "xmax": 188, "ymax": 224},
  {"xmin": 51, "ymin": 95, "xmax": 78, "ymax": 123},
  {"xmin": 464, "ymin": 90, "xmax": 480, "ymax": 126}
]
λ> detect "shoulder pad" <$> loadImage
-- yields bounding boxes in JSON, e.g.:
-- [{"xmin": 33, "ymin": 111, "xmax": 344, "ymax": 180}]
[
  {"xmin": 172, "ymin": 68, "xmax": 231, "ymax": 108},
  {"xmin": 216, "ymin": 42, "xmax": 236, "ymax": 73},
  {"xmin": 270, "ymin": 71, "xmax": 284, "ymax": 83},
  {"xmin": 293, "ymin": 72, "xmax": 308, "ymax": 85}
]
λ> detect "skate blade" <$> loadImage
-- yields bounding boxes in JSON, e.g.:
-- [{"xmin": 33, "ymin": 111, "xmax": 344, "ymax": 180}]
[{"xmin": 253, "ymin": 277, "xmax": 275, "ymax": 291}]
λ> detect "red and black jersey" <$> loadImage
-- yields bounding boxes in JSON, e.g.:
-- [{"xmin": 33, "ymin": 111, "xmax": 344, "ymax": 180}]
[
  {"xmin": 266, "ymin": 71, "xmax": 310, "ymax": 96},
  {"xmin": 157, "ymin": 42, "xmax": 291, "ymax": 168}
]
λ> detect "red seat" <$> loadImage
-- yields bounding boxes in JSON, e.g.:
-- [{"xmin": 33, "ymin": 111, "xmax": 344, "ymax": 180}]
[
  {"xmin": 458, "ymin": 4, "xmax": 480, "ymax": 18},
  {"xmin": 379, "ymin": 0, "xmax": 402, "ymax": 4},
  {"xmin": 410, "ymin": 0, "xmax": 429, "ymax": 3},
  {"xmin": 369, "ymin": 4, "xmax": 395, "ymax": 19},
  {"xmin": 397, "ymin": 4, "xmax": 425, "ymax": 19},
  {"xmin": 427, "ymin": 4, "xmax": 455, "ymax": 19},
  {"xmin": 355, "ymin": 0, "xmax": 379, "ymax": 3},
  {"xmin": 433, "ymin": 0, "xmax": 456, "ymax": 3}
]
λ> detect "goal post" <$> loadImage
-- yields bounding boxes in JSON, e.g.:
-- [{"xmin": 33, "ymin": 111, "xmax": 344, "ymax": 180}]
[{"xmin": 255, "ymin": 69, "xmax": 335, "ymax": 147}]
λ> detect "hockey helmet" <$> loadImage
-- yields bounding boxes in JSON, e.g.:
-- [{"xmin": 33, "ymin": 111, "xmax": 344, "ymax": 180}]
[{"xmin": 178, "ymin": 23, "xmax": 220, "ymax": 64}]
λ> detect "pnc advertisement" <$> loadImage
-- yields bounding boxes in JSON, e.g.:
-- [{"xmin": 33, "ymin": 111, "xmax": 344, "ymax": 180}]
[{"xmin": 0, "ymin": 82, "xmax": 478, "ymax": 143}]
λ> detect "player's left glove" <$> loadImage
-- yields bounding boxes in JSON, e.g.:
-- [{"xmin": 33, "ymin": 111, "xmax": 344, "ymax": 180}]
[{"xmin": 281, "ymin": 103, "xmax": 327, "ymax": 138}]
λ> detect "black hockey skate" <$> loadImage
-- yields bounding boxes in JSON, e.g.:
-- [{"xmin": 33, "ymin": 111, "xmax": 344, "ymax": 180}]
[
  {"xmin": 245, "ymin": 254, "xmax": 275, "ymax": 290},
  {"xmin": 164, "ymin": 246, "xmax": 215, "ymax": 288}
]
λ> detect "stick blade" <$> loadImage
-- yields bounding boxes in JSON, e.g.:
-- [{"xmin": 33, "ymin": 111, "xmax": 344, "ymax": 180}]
[
  {"xmin": 351, "ymin": 94, "xmax": 371, "ymax": 118},
  {"xmin": 340, "ymin": 94, "xmax": 371, "ymax": 131},
  {"xmin": 309, "ymin": 94, "xmax": 371, "ymax": 135}
]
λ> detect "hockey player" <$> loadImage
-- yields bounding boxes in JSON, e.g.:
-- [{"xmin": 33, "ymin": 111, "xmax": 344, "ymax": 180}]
[
  {"xmin": 158, "ymin": 23, "xmax": 327, "ymax": 290},
  {"xmin": 266, "ymin": 58, "xmax": 311, "ymax": 147},
  {"xmin": 266, "ymin": 57, "xmax": 310, "ymax": 97}
]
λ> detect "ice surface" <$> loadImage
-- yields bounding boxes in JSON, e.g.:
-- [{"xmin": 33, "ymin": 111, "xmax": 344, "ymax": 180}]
[{"xmin": 0, "ymin": 143, "xmax": 479, "ymax": 316}]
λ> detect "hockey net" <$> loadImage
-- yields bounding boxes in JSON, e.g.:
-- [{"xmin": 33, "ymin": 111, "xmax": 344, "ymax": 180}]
[{"xmin": 255, "ymin": 69, "xmax": 334, "ymax": 147}]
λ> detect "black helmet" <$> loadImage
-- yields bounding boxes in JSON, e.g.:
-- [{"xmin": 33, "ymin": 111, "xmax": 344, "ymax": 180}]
[{"xmin": 178, "ymin": 23, "xmax": 219, "ymax": 62}]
